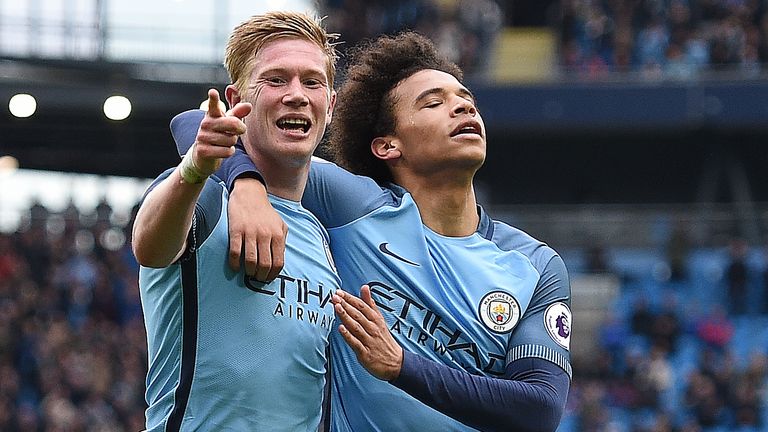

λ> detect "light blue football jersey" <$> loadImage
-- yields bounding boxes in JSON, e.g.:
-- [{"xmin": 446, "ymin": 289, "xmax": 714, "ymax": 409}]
[
  {"xmin": 302, "ymin": 159, "xmax": 572, "ymax": 432},
  {"xmin": 139, "ymin": 171, "xmax": 340, "ymax": 431}
]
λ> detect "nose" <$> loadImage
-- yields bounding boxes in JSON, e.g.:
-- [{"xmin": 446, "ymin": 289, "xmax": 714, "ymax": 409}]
[
  {"xmin": 451, "ymin": 96, "xmax": 476, "ymax": 117},
  {"xmin": 282, "ymin": 78, "xmax": 309, "ymax": 107}
]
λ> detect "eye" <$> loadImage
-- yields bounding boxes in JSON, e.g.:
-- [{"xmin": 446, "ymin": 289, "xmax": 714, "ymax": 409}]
[
  {"xmin": 424, "ymin": 100, "xmax": 442, "ymax": 108},
  {"xmin": 265, "ymin": 77, "xmax": 286, "ymax": 85},
  {"xmin": 304, "ymin": 78, "xmax": 324, "ymax": 89}
]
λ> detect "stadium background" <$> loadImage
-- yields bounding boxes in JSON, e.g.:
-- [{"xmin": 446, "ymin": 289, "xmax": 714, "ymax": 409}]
[{"xmin": 2, "ymin": 0, "xmax": 768, "ymax": 430}]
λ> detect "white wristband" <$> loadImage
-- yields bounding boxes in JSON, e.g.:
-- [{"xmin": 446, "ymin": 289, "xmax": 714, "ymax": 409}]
[{"xmin": 178, "ymin": 148, "xmax": 208, "ymax": 184}]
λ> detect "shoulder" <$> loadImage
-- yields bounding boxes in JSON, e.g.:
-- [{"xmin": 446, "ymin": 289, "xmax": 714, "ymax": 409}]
[
  {"xmin": 487, "ymin": 218, "xmax": 571, "ymax": 309},
  {"xmin": 485, "ymin": 215, "xmax": 560, "ymax": 272},
  {"xmin": 482, "ymin": 212, "xmax": 569, "ymax": 295},
  {"xmin": 142, "ymin": 167, "xmax": 176, "ymax": 200}
]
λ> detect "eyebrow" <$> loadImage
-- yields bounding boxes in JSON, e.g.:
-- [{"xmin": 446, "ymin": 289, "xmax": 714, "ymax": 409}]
[
  {"xmin": 256, "ymin": 66, "xmax": 328, "ymax": 80},
  {"xmin": 413, "ymin": 87, "xmax": 476, "ymax": 105}
]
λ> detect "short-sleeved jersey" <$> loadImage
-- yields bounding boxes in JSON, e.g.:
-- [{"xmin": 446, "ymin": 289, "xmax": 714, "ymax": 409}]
[
  {"xmin": 302, "ymin": 160, "xmax": 572, "ymax": 432},
  {"xmin": 138, "ymin": 170, "xmax": 340, "ymax": 431}
]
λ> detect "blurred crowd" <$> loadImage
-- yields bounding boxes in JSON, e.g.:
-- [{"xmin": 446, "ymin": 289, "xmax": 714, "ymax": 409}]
[
  {"xmin": 563, "ymin": 237, "xmax": 768, "ymax": 432},
  {"xmin": 319, "ymin": 0, "xmax": 768, "ymax": 82},
  {"xmin": 0, "ymin": 203, "xmax": 146, "ymax": 431},
  {"xmin": 319, "ymin": 0, "xmax": 504, "ymax": 78},
  {"xmin": 571, "ymin": 300, "xmax": 768, "ymax": 431},
  {"xmin": 559, "ymin": 0, "xmax": 768, "ymax": 80}
]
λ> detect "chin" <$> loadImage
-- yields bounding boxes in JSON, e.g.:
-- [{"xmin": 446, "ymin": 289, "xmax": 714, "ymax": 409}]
[
  {"xmin": 464, "ymin": 147, "xmax": 486, "ymax": 164},
  {"xmin": 281, "ymin": 143, "xmax": 317, "ymax": 163}
]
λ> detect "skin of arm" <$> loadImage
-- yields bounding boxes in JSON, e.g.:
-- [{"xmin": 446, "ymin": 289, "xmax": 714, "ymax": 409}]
[{"xmin": 132, "ymin": 90, "xmax": 250, "ymax": 267}]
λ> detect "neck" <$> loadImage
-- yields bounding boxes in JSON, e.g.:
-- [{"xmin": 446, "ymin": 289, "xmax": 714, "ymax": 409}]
[
  {"xmin": 398, "ymin": 173, "xmax": 479, "ymax": 237},
  {"xmin": 250, "ymin": 153, "xmax": 310, "ymax": 202}
]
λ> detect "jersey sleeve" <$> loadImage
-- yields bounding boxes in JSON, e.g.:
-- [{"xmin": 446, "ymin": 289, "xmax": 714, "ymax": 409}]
[
  {"xmin": 485, "ymin": 220, "xmax": 572, "ymax": 376},
  {"xmin": 170, "ymin": 109, "xmax": 264, "ymax": 191},
  {"xmin": 186, "ymin": 178, "xmax": 226, "ymax": 259},
  {"xmin": 506, "ymin": 255, "xmax": 572, "ymax": 378}
]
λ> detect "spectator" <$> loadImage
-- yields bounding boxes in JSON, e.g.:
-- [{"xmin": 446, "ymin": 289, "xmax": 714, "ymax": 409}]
[
  {"xmin": 696, "ymin": 306, "xmax": 734, "ymax": 352},
  {"xmin": 667, "ymin": 222, "xmax": 691, "ymax": 283},
  {"xmin": 684, "ymin": 369, "xmax": 727, "ymax": 427},
  {"xmin": 650, "ymin": 295, "xmax": 682, "ymax": 354},
  {"xmin": 630, "ymin": 296, "xmax": 655, "ymax": 338},
  {"xmin": 726, "ymin": 237, "xmax": 749, "ymax": 315}
]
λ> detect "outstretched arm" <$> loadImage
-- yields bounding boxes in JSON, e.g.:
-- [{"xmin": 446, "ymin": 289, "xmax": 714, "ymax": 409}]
[
  {"xmin": 133, "ymin": 90, "xmax": 250, "ymax": 267},
  {"xmin": 171, "ymin": 111, "xmax": 286, "ymax": 282}
]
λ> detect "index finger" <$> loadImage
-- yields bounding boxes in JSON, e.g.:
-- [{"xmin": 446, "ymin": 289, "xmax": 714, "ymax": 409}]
[
  {"xmin": 206, "ymin": 89, "xmax": 226, "ymax": 118},
  {"xmin": 360, "ymin": 285, "xmax": 377, "ymax": 309}
]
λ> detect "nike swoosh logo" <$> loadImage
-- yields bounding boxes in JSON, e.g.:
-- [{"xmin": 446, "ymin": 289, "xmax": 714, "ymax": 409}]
[{"xmin": 378, "ymin": 242, "xmax": 420, "ymax": 267}]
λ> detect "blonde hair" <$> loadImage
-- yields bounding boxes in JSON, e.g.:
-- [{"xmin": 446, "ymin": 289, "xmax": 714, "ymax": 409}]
[{"xmin": 224, "ymin": 11, "xmax": 339, "ymax": 94}]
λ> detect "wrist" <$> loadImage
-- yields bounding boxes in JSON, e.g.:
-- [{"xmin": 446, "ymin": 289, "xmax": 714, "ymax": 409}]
[
  {"xmin": 386, "ymin": 346, "xmax": 404, "ymax": 382},
  {"xmin": 232, "ymin": 175, "xmax": 268, "ymax": 196},
  {"xmin": 179, "ymin": 149, "xmax": 209, "ymax": 184}
]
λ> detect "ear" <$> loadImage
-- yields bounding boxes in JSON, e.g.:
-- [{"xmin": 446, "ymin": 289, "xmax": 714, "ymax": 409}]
[
  {"xmin": 371, "ymin": 137, "xmax": 401, "ymax": 161},
  {"xmin": 325, "ymin": 89, "xmax": 337, "ymax": 126},
  {"xmin": 225, "ymin": 85, "xmax": 241, "ymax": 110}
]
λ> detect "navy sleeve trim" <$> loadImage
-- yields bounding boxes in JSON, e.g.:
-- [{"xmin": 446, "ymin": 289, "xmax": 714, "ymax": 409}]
[
  {"xmin": 507, "ymin": 344, "xmax": 572, "ymax": 378},
  {"xmin": 221, "ymin": 144, "xmax": 265, "ymax": 192}
]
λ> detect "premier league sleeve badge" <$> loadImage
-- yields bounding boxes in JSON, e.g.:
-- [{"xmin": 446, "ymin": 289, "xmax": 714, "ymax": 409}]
[{"xmin": 544, "ymin": 302, "xmax": 572, "ymax": 350}]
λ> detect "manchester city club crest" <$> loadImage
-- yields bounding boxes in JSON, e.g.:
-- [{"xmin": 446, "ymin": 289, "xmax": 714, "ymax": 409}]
[
  {"xmin": 478, "ymin": 291, "xmax": 520, "ymax": 333},
  {"xmin": 544, "ymin": 302, "xmax": 572, "ymax": 350}
]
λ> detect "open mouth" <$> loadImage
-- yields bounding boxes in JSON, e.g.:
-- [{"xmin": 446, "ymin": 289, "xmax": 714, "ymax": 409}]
[
  {"xmin": 277, "ymin": 117, "xmax": 311, "ymax": 133},
  {"xmin": 450, "ymin": 120, "xmax": 482, "ymax": 137}
]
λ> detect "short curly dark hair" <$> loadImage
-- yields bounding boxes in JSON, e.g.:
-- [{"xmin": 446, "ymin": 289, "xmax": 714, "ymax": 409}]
[{"xmin": 326, "ymin": 32, "xmax": 463, "ymax": 184}]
